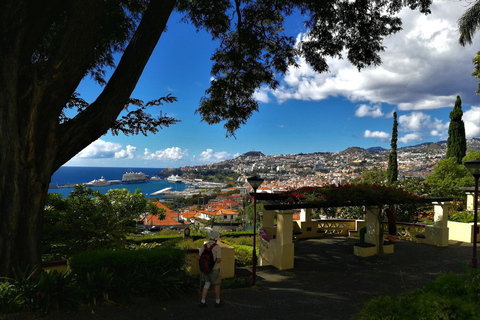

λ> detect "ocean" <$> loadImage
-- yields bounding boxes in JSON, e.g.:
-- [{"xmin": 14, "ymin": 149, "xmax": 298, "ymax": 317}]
[{"xmin": 48, "ymin": 166, "xmax": 186, "ymax": 199}]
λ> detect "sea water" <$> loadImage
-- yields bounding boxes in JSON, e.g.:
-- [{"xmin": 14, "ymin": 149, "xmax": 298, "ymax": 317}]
[{"xmin": 48, "ymin": 166, "xmax": 186, "ymax": 199}]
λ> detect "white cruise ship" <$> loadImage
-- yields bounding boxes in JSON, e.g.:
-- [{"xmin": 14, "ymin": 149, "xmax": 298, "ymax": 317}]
[
  {"xmin": 85, "ymin": 176, "xmax": 111, "ymax": 186},
  {"xmin": 121, "ymin": 171, "xmax": 149, "ymax": 184},
  {"xmin": 166, "ymin": 174, "xmax": 182, "ymax": 183}
]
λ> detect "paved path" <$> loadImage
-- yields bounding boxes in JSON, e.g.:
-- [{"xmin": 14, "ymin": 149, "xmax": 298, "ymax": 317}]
[{"xmin": 3, "ymin": 238, "xmax": 474, "ymax": 320}]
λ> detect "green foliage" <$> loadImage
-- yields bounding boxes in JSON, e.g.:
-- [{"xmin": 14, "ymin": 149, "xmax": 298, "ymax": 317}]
[
  {"xmin": 69, "ymin": 247, "xmax": 186, "ymax": 279},
  {"xmin": 233, "ymin": 245, "xmax": 257, "ymax": 267},
  {"xmin": 0, "ymin": 268, "xmax": 81, "ymax": 316},
  {"xmin": 354, "ymin": 268, "xmax": 480, "ymax": 320},
  {"xmin": 351, "ymin": 167, "xmax": 387, "ymax": 185},
  {"xmin": 44, "ymin": 185, "xmax": 162, "ymax": 256},
  {"xmin": 387, "ymin": 112, "xmax": 398, "ymax": 185},
  {"xmin": 245, "ymin": 202, "xmax": 265, "ymax": 226},
  {"xmin": 70, "ymin": 247, "xmax": 196, "ymax": 304},
  {"xmin": 446, "ymin": 96, "xmax": 467, "ymax": 164},
  {"xmin": 425, "ymin": 156, "xmax": 474, "ymax": 202},
  {"xmin": 0, "ymin": 247, "xmax": 198, "ymax": 316},
  {"xmin": 449, "ymin": 211, "xmax": 475, "ymax": 223},
  {"xmin": 472, "ymin": 52, "xmax": 480, "ymax": 94},
  {"xmin": 392, "ymin": 177, "xmax": 431, "ymax": 198},
  {"xmin": 283, "ymin": 184, "xmax": 421, "ymax": 207}
]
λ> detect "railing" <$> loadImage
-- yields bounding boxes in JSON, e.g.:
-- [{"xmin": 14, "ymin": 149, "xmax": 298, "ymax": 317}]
[
  {"xmin": 293, "ymin": 219, "xmax": 358, "ymax": 239},
  {"xmin": 391, "ymin": 222, "xmax": 427, "ymax": 242}
]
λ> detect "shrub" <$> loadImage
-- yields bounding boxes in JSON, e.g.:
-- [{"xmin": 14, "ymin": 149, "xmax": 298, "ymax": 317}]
[
  {"xmin": 234, "ymin": 245, "xmax": 256, "ymax": 267},
  {"xmin": 69, "ymin": 247, "xmax": 197, "ymax": 304},
  {"xmin": 449, "ymin": 211, "xmax": 475, "ymax": 223},
  {"xmin": 0, "ymin": 268, "xmax": 81, "ymax": 316},
  {"xmin": 354, "ymin": 268, "xmax": 480, "ymax": 320}
]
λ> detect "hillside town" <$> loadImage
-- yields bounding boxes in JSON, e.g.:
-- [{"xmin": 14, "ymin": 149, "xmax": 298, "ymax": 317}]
[{"xmin": 146, "ymin": 139, "xmax": 480, "ymax": 232}]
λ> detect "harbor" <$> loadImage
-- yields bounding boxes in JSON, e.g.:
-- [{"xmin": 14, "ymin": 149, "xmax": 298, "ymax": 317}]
[{"xmin": 48, "ymin": 167, "xmax": 227, "ymax": 199}]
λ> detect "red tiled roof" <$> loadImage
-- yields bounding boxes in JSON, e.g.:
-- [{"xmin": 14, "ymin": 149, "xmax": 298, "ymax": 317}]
[{"xmin": 144, "ymin": 202, "xmax": 190, "ymax": 226}]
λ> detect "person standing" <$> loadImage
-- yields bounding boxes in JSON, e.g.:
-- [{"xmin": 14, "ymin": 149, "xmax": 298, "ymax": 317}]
[{"xmin": 198, "ymin": 230, "xmax": 224, "ymax": 308}]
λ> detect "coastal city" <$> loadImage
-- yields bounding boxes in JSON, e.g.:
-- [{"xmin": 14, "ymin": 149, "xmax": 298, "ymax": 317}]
[
  {"xmin": 142, "ymin": 138, "xmax": 480, "ymax": 231},
  {"xmin": 178, "ymin": 139, "xmax": 480, "ymax": 191}
]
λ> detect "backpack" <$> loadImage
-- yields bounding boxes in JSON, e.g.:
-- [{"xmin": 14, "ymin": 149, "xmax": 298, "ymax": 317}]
[{"xmin": 199, "ymin": 243, "xmax": 217, "ymax": 273}]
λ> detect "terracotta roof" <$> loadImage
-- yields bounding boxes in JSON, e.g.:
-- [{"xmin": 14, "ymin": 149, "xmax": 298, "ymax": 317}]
[{"xmin": 144, "ymin": 202, "xmax": 190, "ymax": 226}]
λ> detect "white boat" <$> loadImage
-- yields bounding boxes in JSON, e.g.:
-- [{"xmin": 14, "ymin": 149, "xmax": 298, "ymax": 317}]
[
  {"xmin": 122, "ymin": 171, "xmax": 149, "ymax": 184},
  {"xmin": 166, "ymin": 174, "xmax": 182, "ymax": 183},
  {"xmin": 150, "ymin": 187, "xmax": 173, "ymax": 196},
  {"xmin": 85, "ymin": 176, "xmax": 111, "ymax": 186}
]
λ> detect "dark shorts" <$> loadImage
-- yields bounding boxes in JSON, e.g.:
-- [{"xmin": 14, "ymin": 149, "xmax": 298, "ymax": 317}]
[{"xmin": 203, "ymin": 268, "xmax": 221, "ymax": 285}]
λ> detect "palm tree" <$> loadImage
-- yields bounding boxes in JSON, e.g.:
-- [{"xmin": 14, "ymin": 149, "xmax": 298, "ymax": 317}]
[
  {"xmin": 458, "ymin": 1, "xmax": 480, "ymax": 94},
  {"xmin": 458, "ymin": 0, "xmax": 480, "ymax": 46}
]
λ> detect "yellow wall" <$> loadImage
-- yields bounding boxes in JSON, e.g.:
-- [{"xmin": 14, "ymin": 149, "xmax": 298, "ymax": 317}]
[{"xmin": 448, "ymin": 221, "xmax": 478, "ymax": 243}]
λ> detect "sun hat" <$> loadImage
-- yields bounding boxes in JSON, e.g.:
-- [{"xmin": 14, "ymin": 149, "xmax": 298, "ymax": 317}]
[{"xmin": 208, "ymin": 230, "xmax": 221, "ymax": 240}]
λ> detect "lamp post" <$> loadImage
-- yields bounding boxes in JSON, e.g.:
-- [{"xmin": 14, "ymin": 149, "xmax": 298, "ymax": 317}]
[
  {"xmin": 247, "ymin": 175, "xmax": 264, "ymax": 286},
  {"xmin": 464, "ymin": 160, "xmax": 480, "ymax": 268}
]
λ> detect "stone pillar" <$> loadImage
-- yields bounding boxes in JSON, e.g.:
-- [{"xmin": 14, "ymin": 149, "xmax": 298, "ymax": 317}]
[
  {"xmin": 466, "ymin": 192, "xmax": 475, "ymax": 211},
  {"xmin": 365, "ymin": 206, "xmax": 381, "ymax": 248},
  {"xmin": 262, "ymin": 209, "xmax": 275, "ymax": 238},
  {"xmin": 300, "ymin": 208, "xmax": 312, "ymax": 222},
  {"xmin": 259, "ymin": 210, "xmax": 295, "ymax": 270},
  {"xmin": 277, "ymin": 210, "xmax": 294, "ymax": 245},
  {"xmin": 425, "ymin": 201, "xmax": 450, "ymax": 247}
]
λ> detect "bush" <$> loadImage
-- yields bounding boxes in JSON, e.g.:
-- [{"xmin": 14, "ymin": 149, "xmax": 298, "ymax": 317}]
[
  {"xmin": 234, "ymin": 245, "xmax": 256, "ymax": 267},
  {"xmin": 354, "ymin": 268, "xmax": 480, "ymax": 320},
  {"xmin": 0, "ymin": 268, "xmax": 81, "ymax": 316},
  {"xmin": 69, "ymin": 247, "xmax": 197, "ymax": 304},
  {"xmin": 449, "ymin": 211, "xmax": 475, "ymax": 223}
]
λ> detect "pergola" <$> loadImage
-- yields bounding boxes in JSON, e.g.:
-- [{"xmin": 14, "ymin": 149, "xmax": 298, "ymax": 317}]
[{"xmin": 253, "ymin": 193, "xmax": 453, "ymax": 270}]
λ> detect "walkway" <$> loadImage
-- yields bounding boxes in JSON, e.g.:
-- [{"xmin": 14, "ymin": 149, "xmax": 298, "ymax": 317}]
[{"xmin": 3, "ymin": 238, "xmax": 474, "ymax": 320}]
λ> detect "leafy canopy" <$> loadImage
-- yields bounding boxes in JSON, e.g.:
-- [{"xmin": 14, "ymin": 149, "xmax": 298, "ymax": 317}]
[
  {"xmin": 177, "ymin": 0, "xmax": 432, "ymax": 136},
  {"xmin": 44, "ymin": 186, "xmax": 163, "ymax": 256}
]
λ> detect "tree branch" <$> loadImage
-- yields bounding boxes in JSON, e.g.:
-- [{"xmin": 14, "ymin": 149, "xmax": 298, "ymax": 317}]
[{"xmin": 56, "ymin": 0, "xmax": 176, "ymax": 167}]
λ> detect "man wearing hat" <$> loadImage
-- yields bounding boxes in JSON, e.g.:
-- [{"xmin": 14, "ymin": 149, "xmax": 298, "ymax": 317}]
[{"xmin": 198, "ymin": 230, "xmax": 224, "ymax": 307}]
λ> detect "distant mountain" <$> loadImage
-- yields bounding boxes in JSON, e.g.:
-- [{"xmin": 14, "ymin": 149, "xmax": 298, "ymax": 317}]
[
  {"xmin": 338, "ymin": 147, "xmax": 369, "ymax": 155},
  {"xmin": 399, "ymin": 141, "xmax": 447, "ymax": 151},
  {"xmin": 238, "ymin": 151, "xmax": 265, "ymax": 158},
  {"xmin": 367, "ymin": 146, "xmax": 387, "ymax": 152}
]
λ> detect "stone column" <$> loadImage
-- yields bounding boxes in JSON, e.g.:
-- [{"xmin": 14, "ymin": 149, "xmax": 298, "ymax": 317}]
[
  {"xmin": 426, "ymin": 201, "xmax": 450, "ymax": 247},
  {"xmin": 365, "ymin": 206, "xmax": 381, "ymax": 248},
  {"xmin": 277, "ymin": 210, "xmax": 294, "ymax": 245},
  {"xmin": 259, "ymin": 210, "xmax": 294, "ymax": 270},
  {"xmin": 262, "ymin": 209, "xmax": 275, "ymax": 238},
  {"xmin": 299, "ymin": 208, "xmax": 312, "ymax": 222}
]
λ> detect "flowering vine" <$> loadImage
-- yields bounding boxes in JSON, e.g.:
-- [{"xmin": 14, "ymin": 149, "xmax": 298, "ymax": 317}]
[{"xmin": 281, "ymin": 183, "xmax": 421, "ymax": 207}]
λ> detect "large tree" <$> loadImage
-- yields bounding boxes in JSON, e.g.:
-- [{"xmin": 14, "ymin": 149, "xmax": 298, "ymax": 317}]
[
  {"xmin": 446, "ymin": 96, "xmax": 467, "ymax": 164},
  {"xmin": 386, "ymin": 112, "xmax": 398, "ymax": 185},
  {"xmin": 0, "ymin": 0, "xmax": 432, "ymax": 276}
]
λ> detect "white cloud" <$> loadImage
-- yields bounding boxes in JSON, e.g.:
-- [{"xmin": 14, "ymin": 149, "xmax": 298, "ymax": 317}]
[
  {"xmin": 77, "ymin": 140, "xmax": 126, "ymax": 159},
  {"xmin": 398, "ymin": 112, "xmax": 448, "ymax": 136},
  {"xmin": 269, "ymin": 2, "xmax": 479, "ymax": 109},
  {"xmin": 198, "ymin": 149, "xmax": 238, "ymax": 163},
  {"xmin": 464, "ymin": 106, "xmax": 480, "ymax": 138},
  {"xmin": 355, "ymin": 104, "xmax": 384, "ymax": 118},
  {"xmin": 142, "ymin": 147, "xmax": 188, "ymax": 161},
  {"xmin": 399, "ymin": 133, "xmax": 424, "ymax": 144},
  {"xmin": 253, "ymin": 87, "xmax": 271, "ymax": 103},
  {"xmin": 364, "ymin": 130, "xmax": 390, "ymax": 141},
  {"xmin": 114, "ymin": 145, "xmax": 136, "ymax": 159}
]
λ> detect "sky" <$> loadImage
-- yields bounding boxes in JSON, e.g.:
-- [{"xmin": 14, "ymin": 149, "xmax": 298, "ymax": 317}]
[{"xmin": 66, "ymin": 1, "xmax": 480, "ymax": 168}]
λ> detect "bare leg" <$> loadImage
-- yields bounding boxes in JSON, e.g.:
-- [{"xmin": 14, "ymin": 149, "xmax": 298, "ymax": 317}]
[
  {"xmin": 214, "ymin": 284, "xmax": 221, "ymax": 300},
  {"xmin": 201, "ymin": 287, "xmax": 208, "ymax": 301}
]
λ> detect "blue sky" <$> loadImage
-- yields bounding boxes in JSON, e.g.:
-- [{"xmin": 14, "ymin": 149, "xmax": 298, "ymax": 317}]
[{"xmin": 66, "ymin": 2, "xmax": 480, "ymax": 168}]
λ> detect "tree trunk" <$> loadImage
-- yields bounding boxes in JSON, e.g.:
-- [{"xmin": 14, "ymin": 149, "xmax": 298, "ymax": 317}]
[
  {"xmin": 0, "ymin": 0, "xmax": 176, "ymax": 277},
  {"xmin": 0, "ymin": 162, "xmax": 51, "ymax": 276}
]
